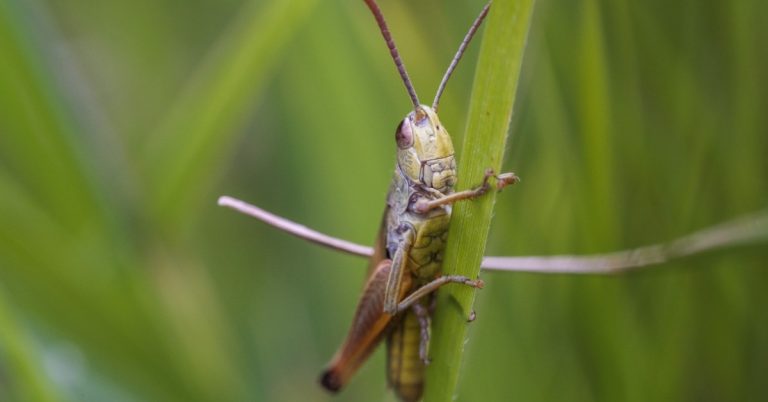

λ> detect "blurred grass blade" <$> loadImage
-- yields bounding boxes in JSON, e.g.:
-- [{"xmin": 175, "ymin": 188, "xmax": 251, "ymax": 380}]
[
  {"xmin": 577, "ymin": 0, "xmax": 616, "ymax": 244},
  {"xmin": 0, "ymin": 288, "xmax": 60, "ymax": 402},
  {"xmin": 423, "ymin": 0, "xmax": 536, "ymax": 400},
  {"xmin": 0, "ymin": 1, "xmax": 101, "ymax": 231},
  {"xmin": 143, "ymin": 0, "xmax": 319, "ymax": 233}
]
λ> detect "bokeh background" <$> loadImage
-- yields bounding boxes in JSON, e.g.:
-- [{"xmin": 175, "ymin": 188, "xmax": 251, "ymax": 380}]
[{"xmin": 1, "ymin": 0, "xmax": 767, "ymax": 401}]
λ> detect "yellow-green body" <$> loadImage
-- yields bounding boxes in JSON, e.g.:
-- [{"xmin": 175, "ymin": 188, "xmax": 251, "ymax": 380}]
[
  {"xmin": 383, "ymin": 106, "xmax": 457, "ymax": 303},
  {"xmin": 383, "ymin": 106, "xmax": 456, "ymax": 401},
  {"xmin": 385, "ymin": 165, "xmax": 453, "ymax": 284}
]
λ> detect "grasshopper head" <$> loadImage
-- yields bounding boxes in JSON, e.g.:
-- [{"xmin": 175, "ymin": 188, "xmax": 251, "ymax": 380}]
[{"xmin": 395, "ymin": 105, "xmax": 457, "ymax": 193}]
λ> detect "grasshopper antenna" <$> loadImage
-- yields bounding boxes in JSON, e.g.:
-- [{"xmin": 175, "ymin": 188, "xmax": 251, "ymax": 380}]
[
  {"xmin": 432, "ymin": 2, "xmax": 491, "ymax": 112},
  {"xmin": 363, "ymin": 0, "xmax": 421, "ymax": 109}
]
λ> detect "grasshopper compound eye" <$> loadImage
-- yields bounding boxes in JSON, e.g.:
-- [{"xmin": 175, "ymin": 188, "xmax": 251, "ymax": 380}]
[{"xmin": 395, "ymin": 119, "xmax": 414, "ymax": 149}]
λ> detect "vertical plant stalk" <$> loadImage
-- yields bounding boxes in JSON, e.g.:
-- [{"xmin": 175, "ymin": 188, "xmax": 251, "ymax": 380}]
[{"xmin": 423, "ymin": 0, "xmax": 535, "ymax": 401}]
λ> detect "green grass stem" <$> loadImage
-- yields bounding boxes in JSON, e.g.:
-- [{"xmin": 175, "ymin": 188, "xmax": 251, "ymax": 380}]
[{"xmin": 423, "ymin": 0, "xmax": 536, "ymax": 400}]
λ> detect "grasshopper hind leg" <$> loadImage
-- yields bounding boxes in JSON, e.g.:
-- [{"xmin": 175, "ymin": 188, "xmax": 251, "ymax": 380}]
[{"xmin": 320, "ymin": 258, "xmax": 410, "ymax": 393}]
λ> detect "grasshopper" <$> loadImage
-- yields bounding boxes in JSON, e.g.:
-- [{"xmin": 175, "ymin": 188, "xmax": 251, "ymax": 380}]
[
  {"xmin": 313, "ymin": 2, "xmax": 518, "ymax": 401},
  {"xmin": 217, "ymin": 1, "xmax": 768, "ymax": 401}
]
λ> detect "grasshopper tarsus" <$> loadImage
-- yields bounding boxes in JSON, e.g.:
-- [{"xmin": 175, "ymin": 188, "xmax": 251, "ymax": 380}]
[
  {"xmin": 495, "ymin": 172, "xmax": 521, "ymax": 190},
  {"xmin": 483, "ymin": 168, "xmax": 521, "ymax": 191},
  {"xmin": 441, "ymin": 275, "xmax": 484, "ymax": 289}
]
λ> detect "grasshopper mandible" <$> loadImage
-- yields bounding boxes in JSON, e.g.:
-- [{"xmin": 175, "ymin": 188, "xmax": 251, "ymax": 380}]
[{"xmin": 315, "ymin": 1, "xmax": 516, "ymax": 401}]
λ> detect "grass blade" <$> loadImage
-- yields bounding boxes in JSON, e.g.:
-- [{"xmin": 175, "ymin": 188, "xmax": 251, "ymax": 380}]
[
  {"xmin": 423, "ymin": 0, "xmax": 536, "ymax": 400},
  {"xmin": 0, "ymin": 288, "xmax": 61, "ymax": 402},
  {"xmin": 143, "ymin": 0, "xmax": 319, "ymax": 232},
  {"xmin": 0, "ymin": 1, "xmax": 101, "ymax": 230}
]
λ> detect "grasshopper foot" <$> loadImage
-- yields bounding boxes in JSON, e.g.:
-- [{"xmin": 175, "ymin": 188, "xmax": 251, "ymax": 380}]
[
  {"xmin": 483, "ymin": 168, "xmax": 520, "ymax": 191},
  {"xmin": 495, "ymin": 172, "xmax": 520, "ymax": 190}
]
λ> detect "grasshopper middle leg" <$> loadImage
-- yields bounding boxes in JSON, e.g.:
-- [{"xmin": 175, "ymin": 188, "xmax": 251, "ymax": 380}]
[{"xmin": 395, "ymin": 275, "xmax": 484, "ymax": 314}]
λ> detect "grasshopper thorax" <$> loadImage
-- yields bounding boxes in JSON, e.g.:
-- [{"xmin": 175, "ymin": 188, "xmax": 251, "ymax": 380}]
[{"xmin": 395, "ymin": 105, "xmax": 457, "ymax": 194}]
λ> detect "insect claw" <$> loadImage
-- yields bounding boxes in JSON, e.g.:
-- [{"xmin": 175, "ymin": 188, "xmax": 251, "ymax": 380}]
[
  {"xmin": 495, "ymin": 172, "xmax": 520, "ymax": 190},
  {"xmin": 467, "ymin": 310, "xmax": 477, "ymax": 322}
]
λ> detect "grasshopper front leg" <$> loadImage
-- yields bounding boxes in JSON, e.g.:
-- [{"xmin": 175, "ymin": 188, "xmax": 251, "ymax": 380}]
[{"xmin": 414, "ymin": 169, "xmax": 520, "ymax": 214}]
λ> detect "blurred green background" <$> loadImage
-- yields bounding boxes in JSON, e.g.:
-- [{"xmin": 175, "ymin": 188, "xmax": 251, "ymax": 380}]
[{"xmin": 1, "ymin": 0, "xmax": 766, "ymax": 401}]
